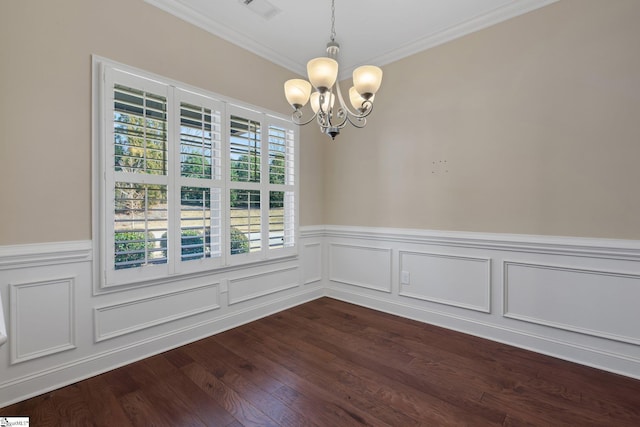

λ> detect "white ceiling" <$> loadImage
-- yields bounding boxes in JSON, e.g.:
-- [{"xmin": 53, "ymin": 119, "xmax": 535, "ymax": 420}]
[{"xmin": 145, "ymin": 0, "xmax": 558, "ymax": 79}]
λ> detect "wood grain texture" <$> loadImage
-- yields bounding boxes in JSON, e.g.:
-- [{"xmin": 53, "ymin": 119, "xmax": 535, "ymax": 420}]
[{"xmin": 3, "ymin": 297, "xmax": 640, "ymax": 426}]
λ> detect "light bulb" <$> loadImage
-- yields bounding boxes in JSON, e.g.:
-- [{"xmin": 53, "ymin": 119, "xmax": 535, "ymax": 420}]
[{"xmin": 310, "ymin": 91, "xmax": 335, "ymax": 113}]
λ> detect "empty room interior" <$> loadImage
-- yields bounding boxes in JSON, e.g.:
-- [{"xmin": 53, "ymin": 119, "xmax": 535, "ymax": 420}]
[{"xmin": 1, "ymin": 0, "xmax": 640, "ymax": 425}]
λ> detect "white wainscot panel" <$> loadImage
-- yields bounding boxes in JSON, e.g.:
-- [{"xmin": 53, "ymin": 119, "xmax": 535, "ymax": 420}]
[
  {"xmin": 504, "ymin": 261, "xmax": 640, "ymax": 345},
  {"xmin": 94, "ymin": 283, "xmax": 220, "ymax": 342},
  {"xmin": 10, "ymin": 277, "xmax": 76, "ymax": 364},
  {"xmin": 329, "ymin": 244, "xmax": 392, "ymax": 292},
  {"xmin": 228, "ymin": 266, "xmax": 299, "ymax": 305},
  {"xmin": 303, "ymin": 242, "xmax": 322, "ymax": 285},
  {"xmin": 399, "ymin": 251, "xmax": 491, "ymax": 313}
]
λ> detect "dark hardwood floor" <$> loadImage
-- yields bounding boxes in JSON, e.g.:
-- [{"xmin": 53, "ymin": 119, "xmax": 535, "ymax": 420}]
[{"xmin": 3, "ymin": 297, "xmax": 640, "ymax": 426}]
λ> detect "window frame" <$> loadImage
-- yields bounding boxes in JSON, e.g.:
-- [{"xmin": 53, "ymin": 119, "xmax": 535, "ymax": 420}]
[{"xmin": 92, "ymin": 56, "xmax": 299, "ymax": 290}]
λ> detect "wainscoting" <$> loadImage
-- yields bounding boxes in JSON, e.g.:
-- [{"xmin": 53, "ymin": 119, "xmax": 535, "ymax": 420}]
[
  {"xmin": 1, "ymin": 226, "xmax": 640, "ymax": 407},
  {"xmin": 0, "ymin": 234, "xmax": 324, "ymax": 407},
  {"xmin": 322, "ymin": 225, "xmax": 640, "ymax": 382}
]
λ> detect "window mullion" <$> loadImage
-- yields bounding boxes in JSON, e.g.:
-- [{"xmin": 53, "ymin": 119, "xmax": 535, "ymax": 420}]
[
  {"xmin": 168, "ymin": 86, "xmax": 180, "ymax": 275},
  {"xmin": 260, "ymin": 114, "xmax": 269, "ymax": 259}
]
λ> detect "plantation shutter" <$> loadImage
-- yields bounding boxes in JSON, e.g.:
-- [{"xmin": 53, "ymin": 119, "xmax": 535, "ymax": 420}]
[
  {"xmin": 97, "ymin": 58, "xmax": 298, "ymax": 288},
  {"xmin": 104, "ymin": 67, "xmax": 171, "ymax": 285},
  {"xmin": 174, "ymin": 90, "xmax": 224, "ymax": 271},
  {"xmin": 267, "ymin": 121, "xmax": 296, "ymax": 251}
]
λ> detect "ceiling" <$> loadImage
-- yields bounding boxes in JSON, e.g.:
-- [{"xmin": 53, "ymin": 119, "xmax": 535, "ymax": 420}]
[{"xmin": 145, "ymin": 0, "xmax": 558, "ymax": 79}]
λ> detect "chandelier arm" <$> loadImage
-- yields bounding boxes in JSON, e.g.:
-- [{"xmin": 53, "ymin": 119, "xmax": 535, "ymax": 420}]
[
  {"xmin": 318, "ymin": 90, "xmax": 346, "ymax": 130},
  {"xmin": 334, "ymin": 80, "xmax": 373, "ymax": 120},
  {"xmin": 344, "ymin": 115, "xmax": 368, "ymax": 128},
  {"xmin": 316, "ymin": 110, "xmax": 330, "ymax": 130},
  {"xmin": 332, "ymin": 108, "xmax": 349, "ymax": 129},
  {"xmin": 291, "ymin": 110, "xmax": 318, "ymax": 126}
]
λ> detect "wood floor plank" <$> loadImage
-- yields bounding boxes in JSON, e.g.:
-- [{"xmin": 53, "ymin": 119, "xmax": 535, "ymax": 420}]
[
  {"xmin": 281, "ymin": 302, "xmax": 508, "ymax": 425},
  {"xmin": 228, "ymin": 328, "xmax": 391, "ymax": 426},
  {"xmin": 3, "ymin": 297, "xmax": 640, "ymax": 426},
  {"xmin": 184, "ymin": 339, "xmax": 317, "ymax": 427},
  {"xmin": 75, "ymin": 375, "xmax": 134, "ymax": 427},
  {"xmin": 297, "ymin": 298, "xmax": 634, "ymax": 423},
  {"xmin": 181, "ymin": 362, "xmax": 279, "ymax": 427},
  {"xmin": 242, "ymin": 319, "xmax": 419, "ymax": 426},
  {"xmin": 254, "ymin": 310, "xmax": 498, "ymax": 426}
]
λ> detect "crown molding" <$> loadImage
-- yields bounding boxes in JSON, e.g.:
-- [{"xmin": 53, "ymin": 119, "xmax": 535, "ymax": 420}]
[
  {"xmin": 369, "ymin": 0, "xmax": 561, "ymax": 71},
  {"xmin": 146, "ymin": 0, "xmax": 559, "ymax": 80},
  {"xmin": 144, "ymin": 0, "xmax": 306, "ymax": 76}
]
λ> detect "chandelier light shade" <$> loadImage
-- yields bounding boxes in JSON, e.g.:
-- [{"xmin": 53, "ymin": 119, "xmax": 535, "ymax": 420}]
[
  {"xmin": 284, "ymin": 0, "xmax": 383, "ymax": 139},
  {"xmin": 306, "ymin": 57, "xmax": 339, "ymax": 93},
  {"xmin": 353, "ymin": 65, "xmax": 383, "ymax": 99},
  {"xmin": 284, "ymin": 79, "xmax": 312, "ymax": 109}
]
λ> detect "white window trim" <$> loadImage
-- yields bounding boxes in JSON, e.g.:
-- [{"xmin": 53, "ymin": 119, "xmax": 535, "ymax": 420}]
[{"xmin": 91, "ymin": 56, "xmax": 299, "ymax": 291}]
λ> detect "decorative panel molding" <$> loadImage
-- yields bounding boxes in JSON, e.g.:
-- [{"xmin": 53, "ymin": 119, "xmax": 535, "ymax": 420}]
[
  {"xmin": 94, "ymin": 283, "xmax": 220, "ymax": 342},
  {"xmin": 10, "ymin": 277, "xmax": 76, "ymax": 364},
  {"xmin": 504, "ymin": 261, "xmax": 640, "ymax": 345},
  {"xmin": 302, "ymin": 242, "xmax": 322, "ymax": 285},
  {"xmin": 399, "ymin": 251, "xmax": 491, "ymax": 313},
  {"xmin": 228, "ymin": 266, "xmax": 299, "ymax": 305},
  {"xmin": 323, "ymin": 225, "xmax": 640, "ymax": 260},
  {"xmin": 0, "ymin": 241, "xmax": 92, "ymax": 270},
  {"xmin": 329, "ymin": 244, "xmax": 392, "ymax": 293}
]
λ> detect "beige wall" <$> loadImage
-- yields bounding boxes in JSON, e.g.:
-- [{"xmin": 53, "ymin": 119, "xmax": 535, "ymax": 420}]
[
  {"xmin": 0, "ymin": 0, "xmax": 324, "ymax": 245},
  {"xmin": 2, "ymin": 0, "xmax": 639, "ymax": 245},
  {"xmin": 325, "ymin": 0, "xmax": 640, "ymax": 239}
]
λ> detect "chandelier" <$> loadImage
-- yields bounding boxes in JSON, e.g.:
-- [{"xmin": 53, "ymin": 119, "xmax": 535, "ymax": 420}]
[{"xmin": 283, "ymin": 0, "xmax": 383, "ymax": 139}]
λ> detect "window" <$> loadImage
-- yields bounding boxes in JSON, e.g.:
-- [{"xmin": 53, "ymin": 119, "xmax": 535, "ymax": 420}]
[{"xmin": 95, "ymin": 58, "xmax": 298, "ymax": 288}]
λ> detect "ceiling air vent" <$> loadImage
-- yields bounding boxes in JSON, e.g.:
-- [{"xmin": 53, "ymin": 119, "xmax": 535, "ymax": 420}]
[{"xmin": 239, "ymin": 0, "xmax": 281, "ymax": 20}]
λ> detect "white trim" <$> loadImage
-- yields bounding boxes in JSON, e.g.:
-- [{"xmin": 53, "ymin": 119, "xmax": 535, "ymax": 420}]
[
  {"xmin": 398, "ymin": 250, "xmax": 491, "ymax": 313},
  {"xmin": 10, "ymin": 277, "xmax": 76, "ymax": 364},
  {"xmin": 228, "ymin": 266, "xmax": 299, "ymax": 305},
  {"xmin": 323, "ymin": 225, "xmax": 640, "ymax": 260},
  {"xmin": 143, "ymin": 0, "xmax": 559, "ymax": 78},
  {"xmin": 0, "ymin": 241, "xmax": 92, "ymax": 270},
  {"xmin": 94, "ymin": 282, "xmax": 221, "ymax": 342},
  {"xmin": 144, "ymin": 0, "xmax": 305, "ymax": 75},
  {"xmin": 371, "ymin": 0, "xmax": 561, "ymax": 75},
  {"xmin": 328, "ymin": 243, "xmax": 393, "ymax": 293},
  {"xmin": 503, "ymin": 260, "xmax": 640, "ymax": 346},
  {"xmin": 302, "ymin": 242, "xmax": 322, "ymax": 285}
]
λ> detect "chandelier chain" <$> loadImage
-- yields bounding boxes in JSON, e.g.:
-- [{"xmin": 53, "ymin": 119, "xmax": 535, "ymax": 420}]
[{"xmin": 330, "ymin": 0, "xmax": 336, "ymax": 42}]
